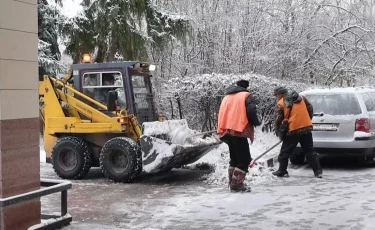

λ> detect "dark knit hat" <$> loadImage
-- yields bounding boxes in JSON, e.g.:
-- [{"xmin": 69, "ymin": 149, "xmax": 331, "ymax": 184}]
[
  {"xmin": 274, "ymin": 86, "xmax": 288, "ymax": 96},
  {"xmin": 236, "ymin": 79, "xmax": 249, "ymax": 89}
]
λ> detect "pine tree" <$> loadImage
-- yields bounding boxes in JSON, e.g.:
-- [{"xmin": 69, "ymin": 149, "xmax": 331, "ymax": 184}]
[
  {"xmin": 38, "ymin": 0, "xmax": 66, "ymax": 78},
  {"xmin": 61, "ymin": 0, "xmax": 190, "ymax": 63}
]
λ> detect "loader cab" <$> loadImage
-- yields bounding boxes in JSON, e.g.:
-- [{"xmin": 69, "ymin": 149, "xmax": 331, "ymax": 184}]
[{"xmin": 71, "ymin": 60, "xmax": 158, "ymax": 124}]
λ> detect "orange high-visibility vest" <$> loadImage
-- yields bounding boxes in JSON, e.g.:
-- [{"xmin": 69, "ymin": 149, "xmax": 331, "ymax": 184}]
[
  {"xmin": 278, "ymin": 97, "xmax": 312, "ymax": 131},
  {"xmin": 217, "ymin": 92, "xmax": 251, "ymax": 135}
]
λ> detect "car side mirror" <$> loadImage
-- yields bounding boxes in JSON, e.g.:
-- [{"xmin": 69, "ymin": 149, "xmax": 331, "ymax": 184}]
[{"xmin": 107, "ymin": 90, "xmax": 118, "ymax": 111}]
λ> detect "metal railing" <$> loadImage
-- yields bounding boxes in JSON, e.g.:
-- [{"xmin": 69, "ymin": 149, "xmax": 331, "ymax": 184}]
[{"xmin": 0, "ymin": 179, "xmax": 72, "ymax": 230}]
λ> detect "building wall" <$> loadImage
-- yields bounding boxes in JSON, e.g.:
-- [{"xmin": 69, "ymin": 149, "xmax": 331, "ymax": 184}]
[{"xmin": 0, "ymin": 0, "xmax": 41, "ymax": 229}]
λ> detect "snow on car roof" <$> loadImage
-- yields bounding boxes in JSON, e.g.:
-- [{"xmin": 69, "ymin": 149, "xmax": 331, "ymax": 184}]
[{"xmin": 301, "ymin": 86, "xmax": 375, "ymax": 95}]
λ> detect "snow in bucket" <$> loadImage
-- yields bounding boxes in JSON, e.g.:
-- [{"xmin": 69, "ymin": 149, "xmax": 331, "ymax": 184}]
[{"xmin": 167, "ymin": 124, "xmax": 219, "ymax": 146}]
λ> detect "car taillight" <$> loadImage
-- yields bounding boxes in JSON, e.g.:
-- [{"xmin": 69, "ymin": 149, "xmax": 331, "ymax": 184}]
[{"xmin": 355, "ymin": 118, "xmax": 371, "ymax": 133}]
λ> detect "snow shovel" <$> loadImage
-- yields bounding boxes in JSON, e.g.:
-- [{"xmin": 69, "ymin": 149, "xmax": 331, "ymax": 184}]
[{"xmin": 248, "ymin": 140, "xmax": 282, "ymax": 168}]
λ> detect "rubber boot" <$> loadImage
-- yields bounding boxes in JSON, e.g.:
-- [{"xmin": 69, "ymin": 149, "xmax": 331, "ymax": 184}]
[
  {"xmin": 272, "ymin": 170, "xmax": 289, "ymax": 177},
  {"xmin": 307, "ymin": 154, "xmax": 323, "ymax": 178},
  {"xmin": 314, "ymin": 171, "xmax": 323, "ymax": 178},
  {"xmin": 228, "ymin": 166, "xmax": 235, "ymax": 187},
  {"xmin": 273, "ymin": 157, "xmax": 289, "ymax": 177},
  {"xmin": 230, "ymin": 168, "xmax": 251, "ymax": 192}
]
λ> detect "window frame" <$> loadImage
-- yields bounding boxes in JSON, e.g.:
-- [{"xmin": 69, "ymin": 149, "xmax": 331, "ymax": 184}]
[
  {"xmin": 361, "ymin": 92, "xmax": 375, "ymax": 112},
  {"xmin": 82, "ymin": 71, "xmax": 124, "ymax": 89}
]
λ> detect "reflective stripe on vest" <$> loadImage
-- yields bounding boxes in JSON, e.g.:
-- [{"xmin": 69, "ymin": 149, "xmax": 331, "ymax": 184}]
[
  {"xmin": 217, "ymin": 91, "xmax": 250, "ymax": 134},
  {"xmin": 278, "ymin": 97, "xmax": 312, "ymax": 131}
]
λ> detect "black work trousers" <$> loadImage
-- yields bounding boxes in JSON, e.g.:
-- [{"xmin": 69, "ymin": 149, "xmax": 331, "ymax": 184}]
[
  {"xmin": 221, "ymin": 135, "xmax": 251, "ymax": 172},
  {"xmin": 278, "ymin": 132, "xmax": 322, "ymax": 173}
]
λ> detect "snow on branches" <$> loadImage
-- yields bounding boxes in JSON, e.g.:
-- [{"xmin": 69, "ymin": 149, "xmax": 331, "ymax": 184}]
[
  {"xmin": 38, "ymin": 40, "xmax": 67, "ymax": 74},
  {"xmin": 154, "ymin": 73, "xmax": 313, "ymax": 132}
]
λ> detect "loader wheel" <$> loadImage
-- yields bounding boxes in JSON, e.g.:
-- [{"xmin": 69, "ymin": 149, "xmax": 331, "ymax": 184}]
[
  {"xmin": 100, "ymin": 137, "xmax": 142, "ymax": 183},
  {"xmin": 51, "ymin": 136, "xmax": 92, "ymax": 179}
]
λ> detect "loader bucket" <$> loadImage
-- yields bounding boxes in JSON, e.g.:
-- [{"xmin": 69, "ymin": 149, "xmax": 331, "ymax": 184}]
[{"xmin": 140, "ymin": 119, "xmax": 222, "ymax": 174}]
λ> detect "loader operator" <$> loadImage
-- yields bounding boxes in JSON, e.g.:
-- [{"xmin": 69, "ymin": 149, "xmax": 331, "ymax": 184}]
[
  {"xmin": 217, "ymin": 79, "xmax": 261, "ymax": 192},
  {"xmin": 273, "ymin": 86, "xmax": 323, "ymax": 178},
  {"xmin": 95, "ymin": 73, "xmax": 115, "ymax": 104}
]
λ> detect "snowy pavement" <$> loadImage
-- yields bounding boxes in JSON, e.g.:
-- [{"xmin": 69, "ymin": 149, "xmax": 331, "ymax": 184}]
[{"xmin": 40, "ymin": 157, "xmax": 375, "ymax": 230}]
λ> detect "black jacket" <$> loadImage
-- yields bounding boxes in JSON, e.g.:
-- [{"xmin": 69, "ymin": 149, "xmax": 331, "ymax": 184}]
[{"xmin": 225, "ymin": 85, "xmax": 261, "ymax": 127}]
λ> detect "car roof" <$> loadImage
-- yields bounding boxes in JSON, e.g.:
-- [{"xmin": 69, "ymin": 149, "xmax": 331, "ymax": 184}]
[{"xmin": 301, "ymin": 87, "xmax": 375, "ymax": 95}]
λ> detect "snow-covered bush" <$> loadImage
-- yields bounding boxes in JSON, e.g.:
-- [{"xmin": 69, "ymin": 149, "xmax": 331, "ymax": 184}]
[{"xmin": 154, "ymin": 73, "xmax": 314, "ymax": 132}]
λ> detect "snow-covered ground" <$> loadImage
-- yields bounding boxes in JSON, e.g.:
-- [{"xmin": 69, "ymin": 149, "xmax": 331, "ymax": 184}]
[
  {"xmin": 40, "ymin": 157, "xmax": 375, "ymax": 230},
  {"xmin": 39, "ymin": 128, "xmax": 375, "ymax": 230}
]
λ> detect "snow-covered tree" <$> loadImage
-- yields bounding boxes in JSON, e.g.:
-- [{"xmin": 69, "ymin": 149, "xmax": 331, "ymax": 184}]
[
  {"xmin": 154, "ymin": 73, "xmax": 314, "ymax": 132},
  {"xmin": 60, "ymin": 0, "xmax": 190, "ymax": 63},
  {"xmin": 38, "ymin": 0, "xmax": 67, "ymax": 78},
  {"xmin": 151, "ymin": 0, "xmax": 375, "ymax": 86}
]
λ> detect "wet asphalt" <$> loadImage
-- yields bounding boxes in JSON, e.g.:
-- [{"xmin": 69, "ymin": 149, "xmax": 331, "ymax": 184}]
[{"xmin": 40, "ymin": 157, "xmax": 375, "ymax": 230}]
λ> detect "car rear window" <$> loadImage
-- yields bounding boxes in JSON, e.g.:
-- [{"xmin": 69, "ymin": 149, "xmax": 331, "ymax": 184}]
[{"xmin": 303, "ymin": 93, "xmax": 361, "ymax": 115}]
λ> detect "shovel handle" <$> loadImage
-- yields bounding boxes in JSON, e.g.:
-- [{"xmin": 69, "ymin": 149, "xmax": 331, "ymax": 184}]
[
  {"xmin": 249, "ymin": 159, "xmax": 256, "ymax": 168},
  {"xmin": 248, "ymin": 140, "xmax": 282, "ymax": 167}
]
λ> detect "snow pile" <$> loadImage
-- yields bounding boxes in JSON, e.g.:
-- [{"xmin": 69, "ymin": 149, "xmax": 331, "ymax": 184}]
[
  {"xmin": 168, "ymin": 125, "xmax": 220, "ymax": 146},
  {"xmin": 142, "ymin": 119, "xmax": 190, "ymax": 136},
  {"xmin": 168, "ymin": 124, "xmax": 197, "ymax": 145},
  {"xmin": 142, "ymin": 119, "xmax": 220, "ymax": 147},
  {"xmin": 142, "ymin": 121, "xmax": 221, "ymax": 173},
  {"xmin": 188, "ymin": 128, "xmax": 279, "ymax": 186}
]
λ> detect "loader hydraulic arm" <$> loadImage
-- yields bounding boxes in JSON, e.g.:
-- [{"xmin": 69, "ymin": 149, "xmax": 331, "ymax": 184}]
[{"xmin": 40, "ymin": 75, "xmax": 142, "ymax": 139}]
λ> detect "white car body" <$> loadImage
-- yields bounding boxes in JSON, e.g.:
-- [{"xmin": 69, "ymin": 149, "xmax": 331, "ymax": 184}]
[{"xmin": 295, "ymin": 87, "xmax": 375, "ymax": 157}]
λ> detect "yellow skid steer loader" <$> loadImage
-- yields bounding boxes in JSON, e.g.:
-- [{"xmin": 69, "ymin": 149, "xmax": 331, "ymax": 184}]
[{"xmin": 39, "ymin": 57, "xmax": 221, "ymax": 183}]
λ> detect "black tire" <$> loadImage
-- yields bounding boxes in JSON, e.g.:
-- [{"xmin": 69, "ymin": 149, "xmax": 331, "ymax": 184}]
[
  {"xmin": 100, "ymin": 137, "xmax": 142, "ymax": 183},
  {"xmin": 290, "ymin": 151, "xmax": 306, "ymax": 165},
  {"xmin": 51, "ymin": 136, "xmax": 93, "ymax": 179},
  {"xmin": 359, "ymin": 155, "xmax": 375, "ymax": 167}
]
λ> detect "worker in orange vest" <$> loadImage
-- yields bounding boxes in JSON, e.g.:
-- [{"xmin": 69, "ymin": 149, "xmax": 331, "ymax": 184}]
[
  {"xmin": 217, "ymin": 79, "xmax": 261, "ymax": 192},
  {"xmin": 273, "ymin": 87, "xmax": 323, "ymax": 178}
]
